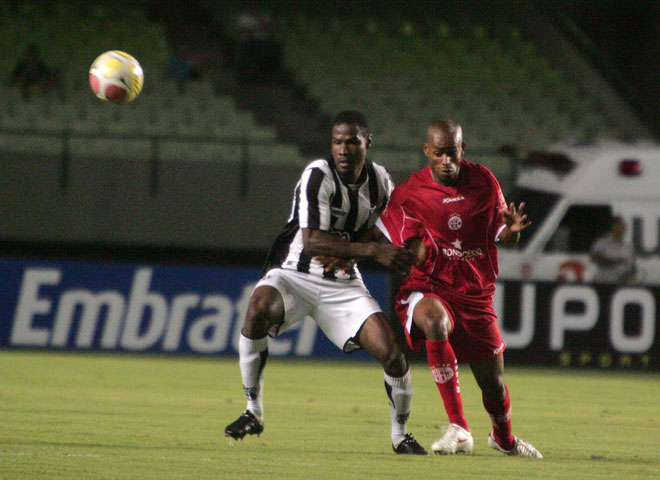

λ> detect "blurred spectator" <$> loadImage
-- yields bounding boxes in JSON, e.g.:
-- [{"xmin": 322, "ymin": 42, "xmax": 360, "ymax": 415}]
[
  {"xmin": 590, "ymin": 216, "xmax": 636, "ymax": 283},
  {"xmin": 233, "ymin": 1, "xmax": 283, "ymax": 85},
  {"xmin": 166, "ymin": 45, "xmax": 201, "ymax": 93},
  {"xmin": 10, "ymin": 44, "xmax": 60, "ymax": 99}
]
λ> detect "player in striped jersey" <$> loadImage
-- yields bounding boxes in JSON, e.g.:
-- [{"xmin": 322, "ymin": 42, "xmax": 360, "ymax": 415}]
[{"xmin": 225, "ymin": 111, "xmax": 427, "ymax": 454}]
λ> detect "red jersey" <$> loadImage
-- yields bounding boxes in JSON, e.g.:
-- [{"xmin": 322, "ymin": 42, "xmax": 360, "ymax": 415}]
[{"xmin": 377, "ymin": 161, "xmax": 508, "ymax": 305}]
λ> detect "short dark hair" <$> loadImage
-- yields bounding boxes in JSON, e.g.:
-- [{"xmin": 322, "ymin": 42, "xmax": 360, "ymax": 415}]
[{"xmin": 333, "ymin": 110, "xmax": 370, "ymax": 137}]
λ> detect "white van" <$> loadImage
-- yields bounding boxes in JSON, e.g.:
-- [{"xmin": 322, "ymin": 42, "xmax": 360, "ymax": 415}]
[{"xmin": 498, "ymin": 140, "xmax": 660, "ymax": 284}]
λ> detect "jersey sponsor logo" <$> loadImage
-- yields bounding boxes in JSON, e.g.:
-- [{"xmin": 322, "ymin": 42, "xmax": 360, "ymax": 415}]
[
  {"xmin": 431, "ymin": 365, "xmax": 454, "ymax": 383},
  {"xmin": 442, "ymin": 238, "xmax": 483, "ymax": 261},
  {"xmin": 443, "ymin": 196, "xmax": 465, "ymax": 204},
  {"xmin": 442, "ymin": 246, "xmax": 483, "ymax": 260},
  {"xmin": 448, "ymin": 214, "xmax": 463, "ymax": 231}
]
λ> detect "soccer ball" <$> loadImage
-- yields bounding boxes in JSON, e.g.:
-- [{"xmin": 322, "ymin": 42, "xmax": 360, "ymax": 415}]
[{"xmin": 89, "ymin": 50, "xmax": 144, "ymax": 104}]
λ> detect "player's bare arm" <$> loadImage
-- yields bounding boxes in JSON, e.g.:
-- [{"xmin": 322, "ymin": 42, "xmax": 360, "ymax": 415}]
[
  {"xmin": 499, "ymin": 202, "xmax": 531, "ymax": 247},
  {"xmin": 314, "ymin": 227, "xmax": 387, "ymax": 273},
  {"xmin": 313, "ymin": 227, "xmax": 426, "ymax": 273},
  {"xmin": 303, "ymin": 228, "xmax": 415, "ymax": 275}
]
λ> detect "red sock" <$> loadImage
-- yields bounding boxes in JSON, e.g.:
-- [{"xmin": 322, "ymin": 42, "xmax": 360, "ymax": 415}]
[
  {"xmin": 483, "ymin": 384, "xmax": 515, "ymax": 450},
  {"xmin": 426, "ymin": 339, "xmax": 469, "ymax": 431}
]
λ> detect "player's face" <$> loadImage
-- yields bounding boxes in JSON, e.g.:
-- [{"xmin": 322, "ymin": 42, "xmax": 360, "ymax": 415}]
[
  {"xmin": 424, "ymin": 128, "xmax": 463, "ymax": 186},
  {"xmin": 331, "ymin": 123, "xmax": 370, "ymax": 183}
]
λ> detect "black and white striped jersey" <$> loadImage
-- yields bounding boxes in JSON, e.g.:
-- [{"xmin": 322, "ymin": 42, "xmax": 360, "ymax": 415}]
[{"xmin": 263, "ymin": 156, "xmax": 395, "ymax": 281}]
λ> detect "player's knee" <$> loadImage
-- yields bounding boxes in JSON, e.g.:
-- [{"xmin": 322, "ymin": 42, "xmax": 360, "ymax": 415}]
[
  {"xmin": 416, "ymin": 313, "xmax": 451, "ymax": 340},
  {"xmin": 244, "ymin": 291, "xmax": 283, "ymax": 337},
  {"xmin": 381, "ymin": 349, "xmax": 407, "ymax": 377}
]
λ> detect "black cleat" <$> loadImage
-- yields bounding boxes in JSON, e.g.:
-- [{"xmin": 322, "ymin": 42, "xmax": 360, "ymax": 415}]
[
  {"xmin": 225, "ymin": 411, "xmax": 264, "ymax": 440},
  {"xmin": 393, "ymin": 433, "xmax": 429, "ymax": 455}
]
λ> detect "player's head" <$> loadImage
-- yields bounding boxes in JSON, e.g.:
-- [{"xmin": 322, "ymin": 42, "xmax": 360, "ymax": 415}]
[
  {"xmin": 424, "ymin": 119, "xmax": 464, "ymax": 186},
  {"xmin": 331, "ymin": 110, "xmax": 372, "ymax": 183}
]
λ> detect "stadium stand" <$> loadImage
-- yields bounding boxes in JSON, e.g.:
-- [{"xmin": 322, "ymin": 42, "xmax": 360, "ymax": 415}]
[
  {"xmin": 276, "ymin": 14, "xmax": 621, "ymax": 154},
  {"xmin": 0, "ymin": 1, "xmax": 299, "ymax": 162},
  {"xmin": 0, "ymin": 0, "xmax": 655, "ymax": 251}
]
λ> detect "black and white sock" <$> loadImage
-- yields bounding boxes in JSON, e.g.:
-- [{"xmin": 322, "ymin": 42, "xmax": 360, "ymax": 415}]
[
  {"xmin": 238, "ymin": 333, "xmax": 268, "ymax": 421},
  {"xmin": 384, "ymin": 368, "xmax": 413, "ymax": 446}
]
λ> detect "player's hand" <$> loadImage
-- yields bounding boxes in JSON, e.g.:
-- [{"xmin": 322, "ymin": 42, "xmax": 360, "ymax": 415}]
[
  {"xmin": 405, "ymin": 237, "xmax": 427, "ymax": 267},
  {"xmin": 314, "ymin": 255, "xmax": 355, "ymax": 274},
  {"xmin": 503, "ymin": 202, "xmax": 532, "ymax": 233},
  {"xmin": 373, "ymin": 244, "xmax": 416, "ymax": 275}
]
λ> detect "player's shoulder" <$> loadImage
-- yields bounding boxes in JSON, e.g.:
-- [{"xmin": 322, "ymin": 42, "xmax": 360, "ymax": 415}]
[
  {"xmin": 463, "ymin": 159, "xmax": 499, "ymax": 185},
  {"xmin": 304, "ymin": 157, "xmax": 333, "ymax": 173},
  {"xmin": 300, "ymin": 158, "xmax": 335, "ymax": 182},
  {"xmin": 390, "ymin": 167, "xmax": 425, "ymax": 202},
  {"xmin": 398, "ymin": 166, "xmax": 430, "ymax": 190},
  {"xmin": 367, "ymin": 158, "xmax": 390, "ymax": 177}
]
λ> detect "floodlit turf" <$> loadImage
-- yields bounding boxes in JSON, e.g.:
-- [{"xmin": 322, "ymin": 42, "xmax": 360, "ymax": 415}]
[{"xmin": 1, "ymin": 351, "xmax": 658, "ymax": 479}]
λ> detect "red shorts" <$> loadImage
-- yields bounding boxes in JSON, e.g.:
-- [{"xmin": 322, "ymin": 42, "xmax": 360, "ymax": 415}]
[{"xmin": 395, "ymin": 291, "xmax": 505, "ymax": 363}]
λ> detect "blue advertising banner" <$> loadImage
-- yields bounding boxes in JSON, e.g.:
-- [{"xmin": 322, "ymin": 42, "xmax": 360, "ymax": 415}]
[
  {"xmin": 2, "ymin": 258, "xmax": 658, "ymax": 369},
  {"xmin": 0, "ymin": 258, "xmax": 390, "ymax": 358}
]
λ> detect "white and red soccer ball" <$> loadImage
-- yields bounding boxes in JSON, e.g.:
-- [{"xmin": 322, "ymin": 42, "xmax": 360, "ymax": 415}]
[{"xmin": 89, "ymin": 50, "xmax": 144, "ymax": 104}]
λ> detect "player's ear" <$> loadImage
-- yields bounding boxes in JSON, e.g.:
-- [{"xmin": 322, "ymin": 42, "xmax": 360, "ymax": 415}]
[
  {"xmin": 461, "ymin": 141, "xmax": 466, "ymax": 156},
  {"xmin": 366, "ymin": 133, "xmax": 373, "ymax": 149}
]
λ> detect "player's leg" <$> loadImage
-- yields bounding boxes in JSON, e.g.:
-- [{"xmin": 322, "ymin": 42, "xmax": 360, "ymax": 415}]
[
  {"xmin": 411, "ymin": 296, "xmax": 471, "ymax": 455},
  {"xmin": 470, "ymin": 355, "xmax": 542, "ymax": 458},
  {"xmin": 357, "ymin": 313, "xmax": 427, "ymax": 455},
  {"xmin": 225, "ymin": 285, "xmax": 284, "ymax": 440}
]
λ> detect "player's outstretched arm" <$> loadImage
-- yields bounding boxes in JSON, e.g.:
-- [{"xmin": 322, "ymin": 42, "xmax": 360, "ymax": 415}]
[
  {"xmin": 499, "ymin": 202, "xmax": 532, "ymax": 247},
  {"xmin": 303, "ymin": 228, "xmax": 415, "ymax": 275}
]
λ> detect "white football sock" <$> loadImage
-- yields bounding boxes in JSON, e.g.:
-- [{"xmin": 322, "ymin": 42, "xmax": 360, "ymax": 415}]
[
  {"xmin": 238, "ymin": 333, "xmax": 268, "ymax": 420},
  {"xmin": 384, "ymin": 368, "xmax": 413, "ymax": 446}
]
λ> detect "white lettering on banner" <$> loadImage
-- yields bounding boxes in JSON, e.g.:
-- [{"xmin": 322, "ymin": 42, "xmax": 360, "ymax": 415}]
[
  {"xmin": 187, "ymin": 295, "xmax": 234, "ymax": 353},
  {"xmin": 631, "ymin": 215, "xmax": 660, "ymax": 257},
  {"xmin": 9, "ymin": 267, "xmax": 320, "ymax": 355},
  {"xmin": 52, "ymin": 290, "xmax": 125, "ymax": 348},
  {"xmin": 295, "ymin": 315, "xmax": 318, "ymax": 355},
  {"xmin": 121, "ymin": 269, "xmax": 169, "ymax": 351},
  {"xmin": 231, "ymin": 283, "xmax": 257, "ymax": 351},
  {"xmin": 495, "ymin": 283, "xmax": 536, "ymax": 349},
  {"xmin": 550, "ymin": 286, "xmax": 599, "ymax": 350},
  {"xmin": 163, "ymin": 294, "xmax": 201, "ymax": 351},
  {"xmin": 610, "ymin": 289, "xmax": 655, "ymax": 353},
  {"xmin": 11, "ymin": 269, "xmax": 61, "ymax": 346}
]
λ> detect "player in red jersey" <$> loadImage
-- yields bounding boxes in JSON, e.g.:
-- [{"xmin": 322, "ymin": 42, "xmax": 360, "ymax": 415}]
[{"xmin": 376, "ymin": 120, "xmax": 542, "ymax": 457}]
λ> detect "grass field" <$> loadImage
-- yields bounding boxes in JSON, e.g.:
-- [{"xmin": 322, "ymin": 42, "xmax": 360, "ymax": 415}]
[{"xmin": 1, "ymin": 351, "xmax": 659, "ymax": 479}]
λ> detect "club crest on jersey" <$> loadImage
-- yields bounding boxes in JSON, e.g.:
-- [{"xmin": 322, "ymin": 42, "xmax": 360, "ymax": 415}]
[{"xmin": 448, "ymin": 214, "xmax": 462, "ymax": 231}]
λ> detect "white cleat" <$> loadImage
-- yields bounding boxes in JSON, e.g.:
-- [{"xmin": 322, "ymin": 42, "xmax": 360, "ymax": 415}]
[
  {"xmin": 431, "ymin": 424, "xmax": 474, "ymax": 455},
  {"xmin": 488, "ymin": 433, "xmax": 543, "ymax": 458}
]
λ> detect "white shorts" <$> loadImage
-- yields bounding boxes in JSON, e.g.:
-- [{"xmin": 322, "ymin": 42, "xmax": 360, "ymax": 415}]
[{"xmin": 255, "ymin": 268, "xmax": 383, "ymax": 352}]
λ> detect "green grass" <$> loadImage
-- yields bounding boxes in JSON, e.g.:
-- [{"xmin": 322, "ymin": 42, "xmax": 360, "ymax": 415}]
[{"xmin": 1, "ymin": 351, "xmax": 659, "ymax": 479}]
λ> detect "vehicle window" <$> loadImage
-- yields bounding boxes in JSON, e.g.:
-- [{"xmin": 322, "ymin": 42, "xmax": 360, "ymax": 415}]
[
  {"xmin": 505, "ymin": 188, "xmax": 560, "ymax": 249},
  {"xmin": 544, "ymin": 205, "xmax": 612, "ymax": 253}
]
